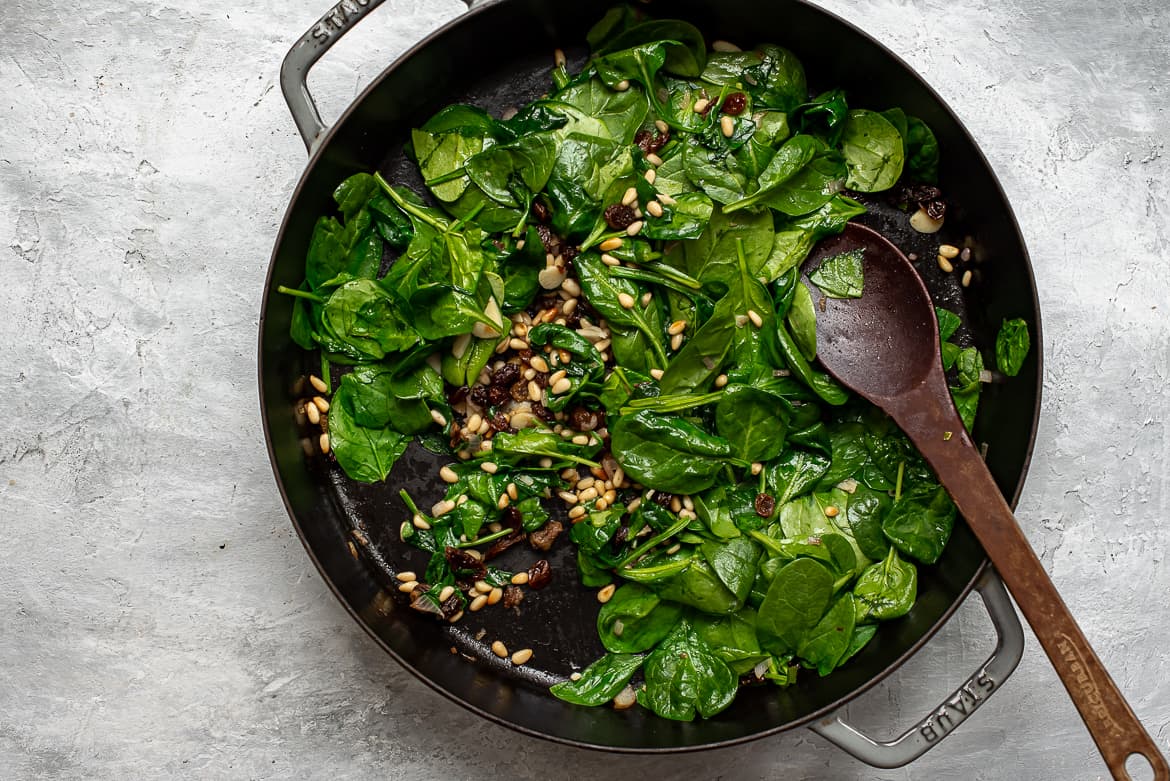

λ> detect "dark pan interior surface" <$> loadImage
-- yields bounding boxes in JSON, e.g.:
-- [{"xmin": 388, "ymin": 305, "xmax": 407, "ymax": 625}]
[{"xmin": 260, "ymin": 0, "xmax": 1042, "ymax": 751}]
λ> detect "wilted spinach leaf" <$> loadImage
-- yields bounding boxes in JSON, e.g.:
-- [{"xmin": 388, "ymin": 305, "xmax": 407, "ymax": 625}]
[
  {"xmin": 809, "ymin": 248, "xmax": 865, "ymax": 299},
  {"xmin": 995, "ymin": 317, "xmax": 1030, "ymax": 377},
  {"xmin": 551, "ymin": 653, "xmax": 644, "ymax": 706}
]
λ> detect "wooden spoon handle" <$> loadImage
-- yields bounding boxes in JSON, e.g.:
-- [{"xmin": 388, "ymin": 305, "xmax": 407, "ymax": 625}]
[{"xmin": 902, "ymin": 401, "xmax": 1168, "ymax": 780}]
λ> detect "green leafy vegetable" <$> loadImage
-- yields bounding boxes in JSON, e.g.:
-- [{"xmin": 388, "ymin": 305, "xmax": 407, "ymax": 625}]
[
  {"xmin": 809, "ymin": 248, "xmax": 865, "ymax": 299},
  {"xmin": 995, "ymin": 317, "xmax": 1030, "ymax": 377},
  {"xmin": 551, "ymin": 653, "xmax": 644, "ymax": 706}
]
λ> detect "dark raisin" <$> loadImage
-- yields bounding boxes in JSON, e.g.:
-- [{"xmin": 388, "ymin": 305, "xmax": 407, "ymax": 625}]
[
  {"xmin": 485, "ymin": 531, "xmax": 524, "ymax": 560},
  {"xmin": 613, "ymin": 524, "xmax": 630, "ymax": 547},
  {"xmin": 509, "ymin": 380, "xmax": 529, "ymax": 402},
  {"xmin": 528, "ymin": 520, "xmax": 564, "ymax": 551},
  {"xmin": 721, "ymin": 92, "xmax": 747, "ymax": 116},
  {"xmin": 569, "ymin": 407, "xmax": 600, "ymax": 432},
  {"xmin": 489, "ymin": 410, "xmax": 513, "ymax": 433},
  {"xmin": 501, "ymin": 505, "xmax": 523, "ymax": 532},
  {"xmin": 502, "ymin": 585, "xmax": 525, "ymax": 609},
  {"xmin": 440, "ymin": 593, "xmax": 462, "ymax": 618},
  {"xmin": 447, "ymin": 385, "xmax": 469, "ymax": 405},
  {"xmin": 531, "ymin": 199, "xmax": 550, "ymax": 223},
  {"xmin": 561, "ymin": 245, "xmax": 579, "ymax": 265},
  {"xmin": 754, "ymin": 493, "xmax": 776, "ymax": 517},
  {"xmin": 531, "ymin": 401, "xmax": 555, "ymax": 422},
  {"xmin": 487, "ymin": 385, "xmax": 510, "ymax": 407},
  {"xmin": 517, "ymin": 348, "xmax": 533, "ymax": 362},
  {"xmin": 469, "ymin": 384, "xmax": 489, "ymax": 407},
  {"xmin": 535, "ymin": 224, "xmax": 557, "ymax": 253},
  {"xmin": 635, "ymin": 128, "xmax": 669, "ymax": 154},
  {"xmin": 923, "ymin": 199, "xmax": 947, "ymax": 221},
  {"xmin": 527, "ymin": 559, "xmax": 552, "ymax": 590},
  {"xmin": 491, "ymin": 362, "xmax": 520, "ymax": 387},
  {"xmin": 445, "ymin": 546, "xmax": 486, "ymax": 578},
  {"xmin": 653, "ymin": 491, "xmax": 675, "ymax": 509},
  {"xmin": 603, "ymin": 204, "xmax": 637, "ymax": 230}
]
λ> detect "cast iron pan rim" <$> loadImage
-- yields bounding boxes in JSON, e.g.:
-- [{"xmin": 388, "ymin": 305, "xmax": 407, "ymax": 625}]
[{"xmin": 257, "ymin": 0, "xmax": 1045, "ymax": 754}]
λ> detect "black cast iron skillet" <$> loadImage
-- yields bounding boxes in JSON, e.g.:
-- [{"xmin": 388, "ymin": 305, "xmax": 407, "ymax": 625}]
[{"xmin": 260, "ymin": 0, "xmax": 1043, "ymax": 767}]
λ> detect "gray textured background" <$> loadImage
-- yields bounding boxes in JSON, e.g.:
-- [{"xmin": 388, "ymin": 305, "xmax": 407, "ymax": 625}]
[{"xmin": 2, "ymin": 0, "xmax": 1167, "ymax": 778}]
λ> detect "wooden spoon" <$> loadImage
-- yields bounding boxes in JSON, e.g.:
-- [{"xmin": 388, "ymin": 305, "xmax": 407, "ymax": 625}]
[{"xmin": 802, "ymin": 223, "xmax": 1168, "ymax": 780}]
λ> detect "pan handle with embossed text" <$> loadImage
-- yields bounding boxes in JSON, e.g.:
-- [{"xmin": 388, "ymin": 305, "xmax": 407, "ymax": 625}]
[{"xmin": 811, "ymin": 568, "xmax": 1024, "ymax": 767}]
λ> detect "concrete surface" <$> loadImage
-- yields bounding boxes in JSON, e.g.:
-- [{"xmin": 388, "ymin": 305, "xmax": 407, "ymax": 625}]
[{"xmin": 1, "ymin": 0, "xmax": 1167, "ymax": 778}]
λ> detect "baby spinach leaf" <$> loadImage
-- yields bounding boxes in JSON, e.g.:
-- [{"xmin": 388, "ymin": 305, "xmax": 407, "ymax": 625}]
[
  {"xmin": 936, "ymin": 306, "xmax": 961, "ymax": 342},
  {"xmin": 641, "ymin": 191, "xmax": 714, "ymax": 240},
  {"xmin": 881, "ymin": 485, "xmax": 956, "ymax": 565},
  {"xmin": 767, "ymin": 448, "xmax": 831, "ymax": 504},
  {"xmin": 854, "ymin": 547, "xmax": 917, "ymax": 623},
  {"xmin": 840, "ymin": 109, "xmax": 905, "ymax": 193},
  {"xmin": 419, "ymin": 103, "xmax": 498, "ymax": 136},
  {"xmin": 693, "ymin": 486, "xmax": 742, "ymax": 539},
  {"xmin": 679, "ymin": 202, "xmax": 774, "ymax": 287},
  {"xmin": 551, "ymin": 653, "xmax": 644, "ymax": 707},
  {"xmin": 610, "ymin": 410, "xmax": 734, "ymax": 494},
  {"xmin": 553, "ymin": 79, "xmax": 650, "ymax": 144},
  {"xmin": 797, "ymin": 593, "xmax": 856, "ymax": 675},
  {"xmin": 995, "ymin": 317, "xmax": 1030, "ymax": 377},
  {"xmin": 761, "ymin": 195, "xmax": 866, "ymax": 281},
  {"xmin": 701, "ymin": 537, "xmax": 762, "ymax": 604},
  {"xmin": 598, "ymin": 583, "xmax": 685, "ymax": 652},
  {"xmin": 791, "ymin": 89, "xmax": 850, "ymax": 144},
  {"xmin": 682, "ymin": 141, "xmax": 748, "ymax": 204},
  {"xmin": 904, "ymin": 116, "xmax": 940, "ymax": 183},
  {"xmin": 585, "ymin": 5, "xmax": 639, "ymax": 51},
  {"xmin": 839, "ymin": 623, "xmax": 878, "ymax": 665},
  {"xmin": 844, "ymin": 485, "xmax": 892, "ymax": 560},
  {"xmin": 596, "ymin": 19, "xmax": 708, "ymax": 77},
  {"xmin": 322, "ymin": 279, "xmax": 418, "ymax": 360},
  {"xmin": 639, "ymin": 623, "xmax": 738, "ymax": 720},
  {"xmin": 464, "ymin": 132, "xmax": 558, "ymax": 208},
  {"xmin": 757, "ymin": 557, "xmax": 835, "ymax": 654},
  {"xmin": 809, "ymin": 248, "xmax": 865, "ymax": 299},
  {"xmin": 546, "ymin": 133, "xmax": 634, "ymax": 239},
  {"xmin": 328, "ymin": 382, "xmax": 410, "ymax": 483},
  {"xmin": 412, "ymin": 128, "xmax": 485, "ymax": 203},
  {"xmin": 787, "ymin": 282, "xmax": 818, "ymax": 360},
  {"xmin": 715, "ymin": 385, "xmax": 791, "ymax": 462},
  {"xmin": 772, "ymin": 319, "xmax": 849, "ymax": 405},
  {"xmin": 691, "ymin": 609, "xmax": 768, "ymax": 674},
  {"xmin": 574, "ymin": 252, "xmax": 668, "ymax": 366},
  {"xmin": 701, "ymin": 45, "xmax": 807, "ymax": 113}
]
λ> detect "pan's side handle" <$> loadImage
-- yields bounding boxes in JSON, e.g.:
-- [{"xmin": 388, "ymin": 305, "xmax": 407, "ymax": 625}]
[{"xmin": 810, "ymin": 568, "xmax": 1024, "ymax": 768}]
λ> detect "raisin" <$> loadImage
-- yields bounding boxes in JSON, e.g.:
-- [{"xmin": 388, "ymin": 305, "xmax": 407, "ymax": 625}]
[
  {"xmin": 489, "ymin": 410, "xmax": 513, "ymax": 433},
  {"xmin": 487, "ymin": 385, "xmax": 510, "ymax": 407},
  {"xmin": 653, "ymin": 491, "xmax": 675, "ymax": 509},
  {"xmin": 635, "ymin": 128, "xmax": 670, "ymax": 154},
  {"xmin": 569, "ymin": 407, "xmax": 600, "ymax": 432},
  {"xmin": 447, "ymin": 385, "xmax": 469, "ymax": 405},
  {"xmin": 531, "ymin": 199, "xmax": 550, "ymax": 223},
  {"xmin": 485, "ymin": 531, "xmax": 524, "ymax": 560},
  {"xmin": 502, "ymin": 585, "xmax": 525, "ymax": 609},
  {"xmin": 469, "ymin": 384, "xmax": 489, "ymax": 407},
  {"xmin": 501, "ymin": 505, "xmax": 523, "ymax": 532},
  {"xmin": 613, "ymin": 524, "xmax": 630, "ymax": 547},
  {"xmin": 531, "ymin": 401, "xmax": 555, "ymax": 422},
  {"xmin": 528, "ymin": 520, "xmax": 564, "ymax": 551},
  {"xmin": 509, "ymin": 380, "xmax": 529, "ymax": 402},
  {"xmin": 603, "ymin": 204, "xmax": 637, "ymax": 230},
  {"xmin": 754, "ymin": 493, "xmax": 776, "ymax": 518},
  {"xmin": 721, "ymin": 92, "xmax": 747, "ymax": 116},
  {"xmin": 445, "ymin": 546, "xmax": 486, "ymax": 578},
  {"xmin": 491, "ymin": 362, "xmax": 520, "ymax": 388},
  {"xmin": 527, "ymin": 559, "xmax": 552, "ymax": 590},
  {"xmin": 535, "ymin": 224, "xmax": 557, "ymax": 253}
]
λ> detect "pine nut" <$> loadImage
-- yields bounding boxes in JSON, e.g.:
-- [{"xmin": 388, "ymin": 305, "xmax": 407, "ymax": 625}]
[
  {"xmin": 751, "ymin": 462, "xmax": 763, "ymax": 476},
  {"xmin": 309, "ymin": 375, "xmax": 328, "ymax": 393},
  {"xmin": 475, "ymin": 580, "xmax": 492, "ymax": 593},
  {"xmin": 668, "ymin": 319, "xmax": 687, "ymax": 335},
  {"xmin": 643, "ymin": 168, "xmax": 657, "ymax": 184},
  {"xmin": 650, "ymin": 368, "xmax": 664, "ymax": 380},
  {"xmin": 594, "ymin": 338, "xmax": 611, "ymax": 351},
  {"xmin": 824, "ymin": 505, "xmax": 840, "ymax": 518},
  {"xmin": 511, "ymin": 572, "xmax": 530, "ymax": 585},
  {"xmin": 645, "ymin": 152, "xmax": 664, "ymax": 167},
  {"xmin": 497, "ymin": 493, "xmax": 510, "ymax": 510},
  {"xmin": 312, "ymin": 396, "xmax": 330, "ymax": 412},
  {"xmin": 612, "ymin": 467, "xmax": 624, "ymax": 487},
  {"xmin": 577, "ymin": 477, "xmax": 595, "ymax": 490},
  {"xmin": 526, "ymin": 380, "xmax": 541, "ymax": 402},
  {"xmin": 604, "ymin": 489, "xmax": 617, "ymax": 504},
  {"xmin": 962, "ymin": 270, "xmax": 973, "ymax": 287},
  {"xmin": 626, "ymin": 220, "xmax": 644, "ymax": 236},
  {"xmin": 601, "ymin": 253, "xmax": 621, "ymax": 267},
  {"xmin": 641, "ymin": 291, "xmax": 652, "ymax": 306},
  {"xmin": 396, "ymin": 571, "xmax": 417, "ymax": 582},
  {"xmin": 598, "ymin": 584, "xmax": 616, "ymax": 603},
  {"xmin": 939, "ymin": 244, "xmax": 960, "ymax": 259},
  {"xmin": 747, "ymin": 309, "xmax": 763, "ymax": 328},
  {"xmin": 481, "ymin": 461, "xmax": 499, "ymax": 474},
  {"xmin": 562, "ymin": 278, "xmax": 581, "ymax": 297},
  {"xmin": 646, "ymin": 200, "xmax": 664, "ymax": 218},
  {"xmin": 397, "ymin": 581, "xmax": 418, "ymax": 593},
  {"xmin": 305, "ymin": 403, "xmax": 320, "ymax": 424},
  {"xmin": 438, "ymin": 585, "xmax": 455, "ymax": 602},
  {"xmin": 938, "ymin": 256, "xmax": 954, "ymax": 273},
  {"xmin": 655, "ymin": 119, "xmax": 669, "ymax": 134},
  {"xmin": 599, "ymin": 237, "xmax": 624, "ymax": 252},
  {"xmin": 569, "ymin": 505, "xmax": 587, "ymax": 519},
  {"xmin": 714, "ymin": 374, "xmax": 729, "ymax": 388},
  {"xmin": 413, "ymin": 513, "xmax": 432, "ymax": 530},
  {"xmin": 720, "ymin": 115, "xmax": 735, "ymax": 137},
  {"xmin": 577, "ymin": 487, "xmax": 598, "ymax": 502},
  {"xmin": 319, "ymin": 433, "xmax": 330, "ymax": 453},
  {"xmin": 572, "ymin": 434, "xmax": 590, "ymax": 446},
  {"xmin": 594, "ymin": 498, "xmax": 608, "ymax": 511},
  {"xmin": 670, "ymin": 333, "xmax": 683, "ymax": 351},
  {"xmin": 618, "ymin": 293, "xmax": 636, "ymax": 309},
  {"xmin": 658, "ymin": 192, "xmax": 676, "ymax": 206},
  {"xmin": 682, "ymin": 495, "xmax": 694, "ymax": 510},
  {"xmin": 430, "ymin": 410, "xmax": 448, "ymax": 427},
  {"xmin": 554, "ymin": 48, "xmax": 566, "ymax": 68},
  {"xmin": 469, "ymin": 594, "xmax": 488, "ymax": 611},
  {"xmin": 622, "ymin": 187, "xmax": 638, "ymax": 206},
  {"xmin": 487, "ymin": 587, "xmax": 503, "ymax": 605},
  {"xmin": 492, "ymin": 640, "xmax": 509, "ymax": 658},
  {"xmin": 509, "ymin": 337, "xmax": 527, "ymax": 350},
  {"xmin": 558, "ymin": 490, "xmax": 579, "ymax": 505},
  {"xmin": 447, "ymin": 611, "xmax": 463, "ymax": 623},
  {"xmin": 693, "ymin": 98, "xmax": 710, "ymax": 114},
  {"xmin": 670, "ymin": 496, "xmax": 682, "ymax": 513},
  {"xmin": 910, "ymin": 207, "xmax": 944, "ymax": 233},
  {"xmin": 511, "ymin": 648, "xmax": 533, "ymax": 665},
  {"xmin": 551, "ymin": 378, "xmax": 572, "ymax": 395},
  {"xmin": 614, "ymin": 79, "xmax": 630, "ymax": 91},
  {"xmin": 530, "ymin": 355, "xmax": 549, "ymax": 372}
]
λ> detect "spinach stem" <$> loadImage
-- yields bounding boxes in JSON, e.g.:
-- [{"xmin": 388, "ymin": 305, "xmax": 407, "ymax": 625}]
[
  {"xmin": 399, "ymin": 489, "xmax": 425, "ymax": 518},
  {"xmin": 375, "ymin": 173, "xmax": 449, "ymax": 232},
  {"xmin": 277, "ymin": 286, "xmax": 326, "ymax": 304},
  {"xmin": 615, "ymin": 514, "xmax": 691, "ymax": 569},
  {"xmin": 319, "ymin": 354, "xmax": 332, "ymax": 394},
  {"xmin": 895, "ymin": 461, "xmax": 905, "ymax": 501},
  {"xmin": 457, "ymin": 528, "xmax": 512, "ymax": 548}
]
